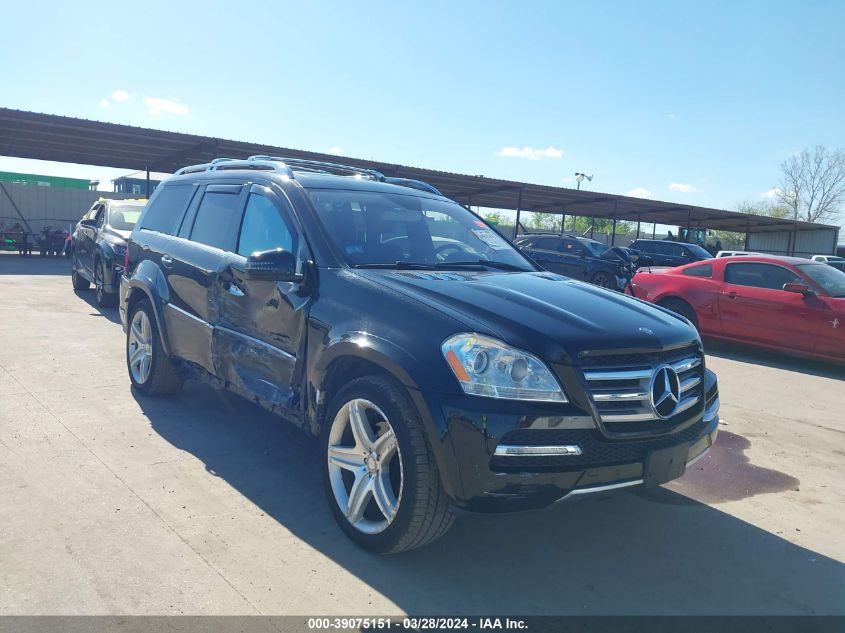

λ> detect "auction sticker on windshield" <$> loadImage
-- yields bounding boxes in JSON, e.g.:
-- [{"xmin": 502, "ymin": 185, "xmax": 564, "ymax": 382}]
[{"xmin": 472, "ymin": 228, "xmax": 510, "ymax": 250}]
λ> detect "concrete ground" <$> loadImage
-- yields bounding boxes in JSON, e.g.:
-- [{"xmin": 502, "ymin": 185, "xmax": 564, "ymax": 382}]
[{"xmin": 1, "ymin": 253, "xmax": 843, "ymax": 615}]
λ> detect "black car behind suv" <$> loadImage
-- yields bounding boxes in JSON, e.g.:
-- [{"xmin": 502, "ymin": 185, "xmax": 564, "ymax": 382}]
[
  {"xmin": 120, "ymin": 156, "xmax": 719, "ymax": 553},
  {"xmin": 72, "ymin": 198, "xmax": 146, "ymax": 306},
  {"xmin": 630, "ymin": 238, "xmax": 713, "ymax": 267},
  {"xmin": 515, "ymin": 233, "xmax": 637, "ymax": 290}
]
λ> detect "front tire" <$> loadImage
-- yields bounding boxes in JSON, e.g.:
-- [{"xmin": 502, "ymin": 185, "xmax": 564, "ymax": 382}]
[
  {"xmin": 95, "ymin": 258, "xmax": 117, "ymax": 307},
  {"xmin": 321, "ymin": 375, "xmax": 454, "ymax": 554},
  {"xmin": 127, "ymin": 299, "xmax": 183, "ymax": 396},
  {"xmin": 659, "ymin": 297, "xmax": 700, "ymax": 330},
  {"xmin": 71, "ymin": 267, "xmax": 90, "ymax": 291},
  {"xmin": 591, "ymin": 271, "xmax": 614, "ymax": 289}
]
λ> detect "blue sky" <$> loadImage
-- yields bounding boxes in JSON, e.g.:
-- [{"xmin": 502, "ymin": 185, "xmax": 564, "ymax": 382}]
[{"xmin": 1, "ymin": 0, "xmax": 844, "ymax": 226}]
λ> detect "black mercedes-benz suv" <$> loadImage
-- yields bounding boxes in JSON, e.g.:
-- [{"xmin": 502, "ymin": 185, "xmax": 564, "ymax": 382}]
[
  {"xmin": 119, "ymin": 156, "xmax": 720, "ymax": 554},
  {"xmin": 72, "ymin": 197, "xmax": 147, "ymax": 306}
]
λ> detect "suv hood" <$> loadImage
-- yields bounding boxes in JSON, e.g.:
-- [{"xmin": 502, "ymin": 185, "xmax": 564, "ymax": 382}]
[{"xmin": 357, "ymin": 270, "xmax": 698, "ymax": 364}]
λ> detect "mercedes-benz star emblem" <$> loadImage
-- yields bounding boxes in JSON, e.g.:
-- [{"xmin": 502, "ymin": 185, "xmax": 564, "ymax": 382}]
[{"xmin": 650, "ymin": 365, "xmax": 681, "ymax": 419}]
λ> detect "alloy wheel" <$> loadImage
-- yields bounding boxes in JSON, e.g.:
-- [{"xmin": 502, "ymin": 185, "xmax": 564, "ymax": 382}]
[
  {"xmin": 128, "ymin": 309, "xmax": 153, "ymax": 384},
  {"xmin": 327, "ymin": 399, "xmax": 403, "ymax": 535}
]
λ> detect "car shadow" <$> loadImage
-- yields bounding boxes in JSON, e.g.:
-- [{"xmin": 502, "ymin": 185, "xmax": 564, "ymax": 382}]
[
  {"xmin": 73, "ymin": 289, "xmax": 122, "ymax": 325},
  {"xmin": 134, "ymin": 381, "xmax": 845, "ymax": 615},
  {"xmin": 0, "ymin": 251, "xmax": 72, "ymax": 275},
  {"xmin": 703, "ymin": 338, "xmax": 845, "ymax": 380}
]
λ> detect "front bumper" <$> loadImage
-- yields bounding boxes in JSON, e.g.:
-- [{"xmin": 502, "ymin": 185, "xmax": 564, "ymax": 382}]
[{"xmin": 418, "ymin": 372, "xmax": 719, "ymax": 513}]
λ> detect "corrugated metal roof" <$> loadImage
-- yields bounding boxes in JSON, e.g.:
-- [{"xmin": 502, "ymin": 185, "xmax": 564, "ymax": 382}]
[{"xmin": 0, "ymin": 107, "xmax": 837, "ymax": 234}]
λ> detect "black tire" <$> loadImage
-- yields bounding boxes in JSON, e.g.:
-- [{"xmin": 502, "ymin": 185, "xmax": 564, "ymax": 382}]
[
  {"xmin": 659, "ymin": 297, "xmax": 699, "ymax": 330},
  {"xmin": 95, "ymin": 258, "xmax": 117, "ymax": 307},
  {"xmin": 71, "ymin": 262, "xmax": 91, "ymax": 291},
  {"xmin": 591, "ymin": 271, "xmax": 615, "ymax": 289},
  {"xmin": 321, "ymin": 374, "xmax": 455, "ymax": 554},
  {"xmin": 127, "ymin": 299, "xmax": 184, "ymax": 396}
]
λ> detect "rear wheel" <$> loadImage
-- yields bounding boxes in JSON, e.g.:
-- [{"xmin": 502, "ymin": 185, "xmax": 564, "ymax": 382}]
[
  {"xmin": 95, "ymin": 259, "xmax": 116, "ymax": 307},
  {"xmin": 321, "ymin": 374, "xmax": 454, "ymax": 554},
  {"xmin": 659, "ymin": 298, "xmax": 699, "ymax": 330},
  {"xmin": 127, "ymin": 299, "xmax": 183, "ymax": 396},
  {"xmin": 71, "ymin": 250, "xmax": 90, "ymax": 291}
]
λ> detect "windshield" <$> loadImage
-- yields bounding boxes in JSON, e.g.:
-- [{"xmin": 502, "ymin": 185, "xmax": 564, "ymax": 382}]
[
  {"xmin": 686, "ymin": 243, "xmax": 714, "ymax": 259},
  {"xmin": 108, "ymin": 206, "xmax": 143, "ymax": 231},
  {"xmin": 797, "ymin": 264, "xmax": 845, "ymax": 297},
  {"xmin": 583, "ymin": 241, "xmax": 609, "ymax": 256},
  {"xmin": 306, "ymin": 189, "xmax": 535, "ymax": 271}
]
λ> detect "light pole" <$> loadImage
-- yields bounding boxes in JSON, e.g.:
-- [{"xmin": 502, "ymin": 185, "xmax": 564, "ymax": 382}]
[{"xmin": 574, "ymin": 172, "xmax": 593, "ymax": 191}]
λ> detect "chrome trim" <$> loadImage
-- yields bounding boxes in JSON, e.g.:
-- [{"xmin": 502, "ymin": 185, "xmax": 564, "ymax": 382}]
[
  {"xmin": 703, "ymin": 396, "xmax": 720, "ymax": 421},
  {"xmin": 592, "ymin": 391, "xmax": 650, "ymax": 402},
  {"xmin": 597, "ymin": 411, "xmax": 656, "ymax": 422},
  {"xmin": 216, "ymin": 325, "xmax": 295, "ymax": 361},
  {"xmin": 671, "ymin": 357, "xmax": 701, "ymax": 373},
  {"xmin": 686, "ymin": 445, "xmax": 712, "ymax": 468},
  {"xmin": 679, "ymin": 375, "xmax": 701, "ymax": 392},
  {"xmin": 494, "ymin": 444, "xmax": 582, "ymax": 457},
  {"xmin": 165, "ymin": 303, "xmax": 212, "ymax": 329},
  {"xmin": 672, "ymin": 395, "xmax": 700, "ymax": 416},
  {"xmin": 584, "ymin": 368, "xmax": 652, "ymax": 381},
  {"xmin": 557, "ymin": 478, "xmax": 644, "ymax": 502}
]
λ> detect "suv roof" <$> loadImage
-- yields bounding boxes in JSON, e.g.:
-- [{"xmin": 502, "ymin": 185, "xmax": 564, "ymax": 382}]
[{"xmin": 169, "ymin": 155, "xmax": 445, "ymax": 198}]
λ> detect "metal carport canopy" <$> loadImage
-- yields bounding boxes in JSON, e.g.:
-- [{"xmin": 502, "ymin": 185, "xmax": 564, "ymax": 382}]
[{"xmin": 0, "ymin": 107, "xmax": 835, "ymax": 235}]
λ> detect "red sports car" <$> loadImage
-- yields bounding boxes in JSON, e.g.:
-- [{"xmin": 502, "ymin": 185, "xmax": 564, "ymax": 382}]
[{"xmin": 629, "ymin": 256, "xmax": 845, "ymax": 364}]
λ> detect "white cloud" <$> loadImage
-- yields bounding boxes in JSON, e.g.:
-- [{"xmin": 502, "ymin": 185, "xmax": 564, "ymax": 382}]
[
  {"xmin": 495, "ymin": 146, "xmax": 564, "ymax": 160},
  {"xmin": 327, "ymin": 147, "xmax": 345, "ymax": 155},
  {"xmin": 667, "ymin": 113, "xmax": 676, "ymax": 121},
  {"xmin": 668, "ymin": 182, "xmax": 701, "ymax": 193},
  {"xmin": 112, "ymin": 89, "xmax": 131, "ymax": 102},
  {"xmin": 99, "ymin": 99, "xmax": 110, "ymax": 108},
  {"xmin": 626, "ymin": 187, "xmax": 654, "ymax": 199},
  {"xmin": 760, "ymin": 187, "xmax": 781, "ymax": 199},
  {"xmin": 144, "ymin": 97, "xmax": 189, "ymax": 116}
]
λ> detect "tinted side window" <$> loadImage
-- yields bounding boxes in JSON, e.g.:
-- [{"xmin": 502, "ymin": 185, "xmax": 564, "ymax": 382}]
[
  {"xmin": 237, "ymin": 194, "xmax": 296, "ymax": 257},
  {"xmin": 561, "ymin": 239, "xmax": 586, "ymax": 255},
  {"xmin": 139, "ymin": 184, "xmax": 195, "ymax": 235},
  {"xmin": 634, "ymin": 241, "xmax": 654, "ymax": 253},
  {"xmin": 724, "ymin": 263, "xmax": 800, "ymax": 290},
  {"xmin": 190, "ymin": 190, "xmax": 244, "ymax": 252},
  {"xmin": 534, "ymin": 237, "xmax": 560, "ymax": 250},
  {"xmin": 683, "ymin": 264, "xmax": 712, "ymax": 277}
]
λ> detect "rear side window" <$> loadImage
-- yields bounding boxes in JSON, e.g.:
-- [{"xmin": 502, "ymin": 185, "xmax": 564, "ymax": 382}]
[
  {"xmin": 237, "ymin": 194, "xmax": 295, "ymax": 257},
  {"xmin": 634, "ymin": 241, "xmax": 654, "ymax": 253},
  {"xmin": 683, "ymin": 264, "xmax": 712, "ymax": 277},
  {"xmin": 139, "ymin": 184, "xmax": 195, "ymax": 235},
  {"xmin": 190, "ymin": 189, "xmax": 244, "ymax": 252},
  {"xmin": 534, "ymin": 237, "xmax": 560, "ymax": 250},
  {"xmin": 562, "ymin": 239, "xmax": 587, "ymax": 255},
  {"xmin": 725, "ymin": 263, "xmax": 800, "ymax": 290}
]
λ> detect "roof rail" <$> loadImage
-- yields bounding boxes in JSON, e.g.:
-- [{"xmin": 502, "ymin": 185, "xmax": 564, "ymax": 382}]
[
  {"xmin": 247, "ymin": 155, "xmax": 385, "ymax": 181},
  {"xmin": 173, "ymin": 157, "xmax": 294, "ymax": 178}
]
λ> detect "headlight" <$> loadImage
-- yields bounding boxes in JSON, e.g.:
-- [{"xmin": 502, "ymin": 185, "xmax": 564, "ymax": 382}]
[{"xmin": 441, "ymin": 333, "xmax": 567, "ymax": 402}]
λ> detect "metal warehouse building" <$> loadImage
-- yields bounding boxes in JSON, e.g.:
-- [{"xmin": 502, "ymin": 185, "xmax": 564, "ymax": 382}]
[{"xmin": 0, "ymin": 107, "xmax": 839, "ymax": 256}]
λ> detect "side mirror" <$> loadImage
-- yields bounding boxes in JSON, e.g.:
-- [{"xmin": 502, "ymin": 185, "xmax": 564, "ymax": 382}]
[
  {"xmin": 783, "ymin": 282, "xmax": 814, "ymax": 296},
  {"xmin": 243, "ymin": 248, "xmax": 302, "ymax": 282},
  {"xmin": 79, "ymin": 219, "xmax": 97, "ymax": 228}
]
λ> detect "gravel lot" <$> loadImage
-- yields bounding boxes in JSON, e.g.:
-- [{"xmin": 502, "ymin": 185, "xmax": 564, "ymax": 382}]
[{"xmin": 1, "ymin": 253, "xmax": 843, "ymax": 615}]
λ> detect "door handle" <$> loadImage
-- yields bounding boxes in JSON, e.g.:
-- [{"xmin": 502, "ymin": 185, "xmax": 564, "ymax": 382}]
[
  {"xmin": 160, "ymin": 255, "xmax": 173, "ymax": 268},
  {"xmin": 225, "ymin": 282, "xmax": 245, "ymax": 297},
  {"xmin": 721, "ymin": 291, "xmax": 738, "ymax": 299}
]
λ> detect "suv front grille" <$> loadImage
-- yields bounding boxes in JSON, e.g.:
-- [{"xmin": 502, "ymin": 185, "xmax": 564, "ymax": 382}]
[{"xmin": 581, "ymin": 345, "xmax": 704, "ymax": 433}]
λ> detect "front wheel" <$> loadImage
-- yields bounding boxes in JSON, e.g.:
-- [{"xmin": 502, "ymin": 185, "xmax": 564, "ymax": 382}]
[
  {"xmin": 127, "ymin": 299, "xmax": 184, "ymax": 396},
  {"xmin": 321, "ymin": 375, "xmax": 454, "ymax": 554},
  {"xmin": 95, "ymin": 259, "xmax": 117, "ymax": 307},
  {"xmin": 591, "ymin": 271, "xmax": 615, "ymax": 289},
  {"xmin": 659, "ymin": 298, "xmax": 700, "ymax": 331}
]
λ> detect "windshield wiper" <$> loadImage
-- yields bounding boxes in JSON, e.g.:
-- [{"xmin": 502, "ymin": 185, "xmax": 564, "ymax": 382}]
[
  {"xmin": 352, "ymin": 261, "xmax": 440, "ymax": 270},
  {"xmin": 438, "ymin": 260, "xmax": 528, "ymax": 272}
]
